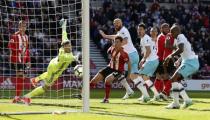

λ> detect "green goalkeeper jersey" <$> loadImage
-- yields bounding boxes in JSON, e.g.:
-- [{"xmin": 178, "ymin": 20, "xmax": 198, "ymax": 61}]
[{"xmin": 49, "ymin": 47, "xmax": 75, "ymax": 74}]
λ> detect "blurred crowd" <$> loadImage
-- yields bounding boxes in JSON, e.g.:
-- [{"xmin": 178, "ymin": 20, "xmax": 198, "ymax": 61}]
[
  {"xmin": 0, "ymin": 0, "xmax": 82, "ymax": 76},
  {"xmin": 90, "ymin": 0, "xmax": 210, "ymax": 79}
]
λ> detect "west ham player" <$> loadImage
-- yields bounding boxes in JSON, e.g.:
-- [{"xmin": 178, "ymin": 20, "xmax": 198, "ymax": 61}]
[
  {"xmin": 136, "ymin": 23, "xmax": 160, "ymax": 102},
  {"xmin": 8, "ymin": 20, "xmax": 30, "ymax": 103},
  {"xmin": 150, "ymin": 27, "xmax": 158, "ymax": 42},
  {"xmin": 99, "ymin": 18, "xmax": 138, "ymax": 99},
  {"xmin": 164, "ymin": 25, "xmax": 199, "ymax": 109},
  {"xmin": 90, "ymin": 36, "xmax": 131, "ymax": 103},
  {"xmin": 21, "ymin": 19, "xmax": 78, "ymax": 105},
  {"xmin": 155, "ymin": 23, "xmax": 174, "ymax": 100}
]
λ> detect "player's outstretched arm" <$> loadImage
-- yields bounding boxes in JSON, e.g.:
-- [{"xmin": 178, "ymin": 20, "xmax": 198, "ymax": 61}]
[
  {"xmin": 60, "ymin": 18, "xmax": 69, "ymax": 44},
  {"xmin": 99, "ymin": 30, "xmax": 116, "ymax": 40}
]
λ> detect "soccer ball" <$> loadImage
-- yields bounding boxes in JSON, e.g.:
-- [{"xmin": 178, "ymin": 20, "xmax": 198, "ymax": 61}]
[{"xmin": 74, "ymin": 65, "xmax": 83, "ymax": 78}]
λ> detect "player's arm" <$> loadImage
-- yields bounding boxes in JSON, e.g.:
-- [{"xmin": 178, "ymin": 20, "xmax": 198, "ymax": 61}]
[
  {"xmin": 165, "ymin": 36, "xmax": 176, "ymax": 50},
  {"xmin": 121, "ymin": 37, "xmax": 128, "ymax": 46},
  {"xmin": 164, "ymin": 43, "xmax": 184, "ymax": 66},
  {"xmin": 139, "ymin": 46, "xmax": 151, "ymax": 69},
  {"xmin": 99, "ymin": 30, "xmax": 116, "ymax": 40},
  {"xmin": 174, "ymin": 57, "xmax": 182, "ymax": 68}
]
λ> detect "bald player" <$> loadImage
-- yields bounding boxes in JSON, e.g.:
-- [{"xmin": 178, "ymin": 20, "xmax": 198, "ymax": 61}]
[
  {"xmin": 99, "ymin": 18, "xmax": 139, "ymax": 99},
  {"xmin": 164, "ymin": 25, "xmax": 199, "ymax": 109}
]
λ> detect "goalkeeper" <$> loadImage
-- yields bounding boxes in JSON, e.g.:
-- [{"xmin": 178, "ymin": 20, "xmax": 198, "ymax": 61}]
[{"xmin": 22, "ymin": 19, "xmax": 77, "ymax": 105}]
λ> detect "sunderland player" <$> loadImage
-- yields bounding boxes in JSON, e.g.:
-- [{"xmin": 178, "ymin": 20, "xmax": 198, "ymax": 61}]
[
  {"xmin": 21, "ymin": 19, "xmax": 77, "ymax": 105},
  {"xmin": 136, "ymin": 23, "xmax": 160, "ymax": 102},
  {"xmin": 90, "ymin": 36, "xmax": 131, "ymax": 103},
  {"xmin": 164, "ymin": 25, "xmax": 199, "ymax": 109},
  {"xmin": 99, "ymin": 18, "xmax": 139, "ymax": 99},
  {"xmin": 8, "ymin": 20, "xmax": 30, "ymax": 103},
  {"xmin": 155, "ymin": 23, "xmax": 174, "ymax": 100}
]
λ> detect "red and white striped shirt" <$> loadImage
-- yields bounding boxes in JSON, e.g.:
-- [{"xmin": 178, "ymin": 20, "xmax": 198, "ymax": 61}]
[
  {"xmin": 108, "ymin": 47, "xmax": 129, "ymax": 73},
  {"xmin": 8, "ymin": 31, "xmax": 30, "ymax": 63}
]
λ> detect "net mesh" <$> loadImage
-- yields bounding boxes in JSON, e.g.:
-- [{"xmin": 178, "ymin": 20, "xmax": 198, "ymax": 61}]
[{"xmin": 0, "ymin": 0, "xmax": 82, "ymax": 113}]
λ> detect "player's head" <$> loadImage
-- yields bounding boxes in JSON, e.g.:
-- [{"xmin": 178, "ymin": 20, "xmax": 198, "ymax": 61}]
[
  {"xmin": 62, "ymin": 40, "xmax": 72, "ymax": 53},
  {"xmin": 170, "ymin": 25, "xmax": 181, "ymax": 38},
  {"xmin": 18, "ymin": 20, "xmax": 27, "ymax": 33},
  {"xmin": 160, "ymin": 23, "xmax": 169, "ymax": 35},
  {"xmin": 150, "ymin": 26, "xmax": 158, "ymax": 39},
  {"xmin": 114, "ymin": 36, "xmax": 123, "ymax": 50},
  {"xmin": 138, "ymin": 23, "xmax": 146, "ymax": 37},
  {"xmin": 113, "ymin": 18, "xmax": 123, "ymax": 31}
]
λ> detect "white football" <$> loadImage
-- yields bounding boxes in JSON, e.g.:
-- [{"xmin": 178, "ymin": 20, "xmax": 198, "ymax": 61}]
[{"xmin": 74, "ymin": 65, "xmax": 83, "ymax": 78}]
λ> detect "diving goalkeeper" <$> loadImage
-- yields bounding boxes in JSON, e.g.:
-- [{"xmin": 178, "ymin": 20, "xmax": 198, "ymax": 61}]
[{"xmin": 22, "ymin": 19, "xmax": 77, "ymax": 105}]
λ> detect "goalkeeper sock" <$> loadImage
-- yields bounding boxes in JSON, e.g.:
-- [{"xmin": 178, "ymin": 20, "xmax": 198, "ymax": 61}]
[
  {"xmin": 15, "ymin": 77, "xmax": 24, "ymax": 96},
  {"xmin": 104, "ymin": 83, "xmax": 111, "ymax": 100},
  {"xmin": 145, "ymin": 80, "xmax": 159, "ymax": 96},
  {"xmin": 120, "ymin": 78, "xmax": 133, "ymax": 93},
  {"xmin": 25, "ymin": 86, "xmax": 45, "ymax": 98}
]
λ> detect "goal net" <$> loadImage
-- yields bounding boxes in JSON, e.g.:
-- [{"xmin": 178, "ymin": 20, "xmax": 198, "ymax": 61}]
[{"xmin": 0, "ymin": 0, "xmax": 89, "ymax": 114}]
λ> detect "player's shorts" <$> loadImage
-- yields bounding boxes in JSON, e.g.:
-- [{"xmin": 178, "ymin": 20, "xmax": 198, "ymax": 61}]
[
  {"xmin": 139, "ymin": 59, "xmax": 159, "ymax": 77},
  {"xmin": 99, "ymin": 67, "xmax": 123, "ymax": 80},
  {"xmin": 155, "ymin": 61, "xmax": 164, "ymax": 74},
  {"xmin": 124, "ymin": 51, "xmax": 139, "ymax": 74},
  {"xmin": 155, "ymin": 59, "xmax": 175, "ymax": 75},
  {"xmin": 10, "ymin": 63, "xmax": 25, "ymax": 71},
  {"xmin": 176, "ymin": 58, "xmax": 199, "ymax": 78}
]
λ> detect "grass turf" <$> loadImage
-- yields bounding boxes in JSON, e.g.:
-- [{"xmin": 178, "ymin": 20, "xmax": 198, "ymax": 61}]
[{"xmin": 0, "ymin": 89, "xmax": 210, "ymax": 120}]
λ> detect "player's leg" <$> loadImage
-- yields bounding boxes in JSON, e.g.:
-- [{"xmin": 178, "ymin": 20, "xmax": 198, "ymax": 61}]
[
  {"xmin": 102, "ymin": 73, "xmax": 117, "ymax": 103},
  {"xmin": 31, "ymin": 72, "xmax": 48, "ymax": 87},
  {"xmin": 139, "ymin": 59, "xmax": 160, "ymax": 102},
  {"xmin": 161, "ymin": 59, "xmax": 174, "ymax": 99},
  {"xmin": 165, "ymin": 71, "xmax": 182, "ymax": 109},
  {"xmin": 154, "ymin": 62, "xmax": 164, "ymax": 93},
  {"xmin": 133, "ymin": 75, "xmax": 150, "ymax": 102},
  {"xmin": 22, "ymin": 64, "xmax": 55, "ymax": 105},
  {"xmin": 161, "ymin": 73, "xmax": 171, "ymax": 100},
  {"xmin": 12, "ymin": 63, "xmax": 25, "ymax": 103},
  {"xmin": 176, "ymin": 59, "xmax": 199, "ymax": 109},
  {"xmin": 90, "ymin": 67, "xmax": 110, "ymax": 88},
  {"xmin": 122, "ymin": 51, "xmax": 139, "ymax": 99}
]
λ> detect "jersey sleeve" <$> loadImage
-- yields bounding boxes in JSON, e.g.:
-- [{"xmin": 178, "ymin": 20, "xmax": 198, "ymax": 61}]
[
  {"xmin": 118, "ymin": 29, "xmax": 128, "ymax": 40},
  {"xmin": 8, "ymin": 35, "xmax": 16, "ymax": 50},
  {"xmin": 176, "ymin": 34, "xmax": 185, "ymax": 45},
  {"xmin": 143, "ymin": 36, "xmax": 151, "ymax": 46}
]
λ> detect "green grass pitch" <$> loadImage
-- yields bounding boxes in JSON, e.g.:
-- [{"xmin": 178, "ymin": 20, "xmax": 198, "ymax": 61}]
[{"xmin": 0, "ymin": 89, "xmax": 210, "ymax": 120}]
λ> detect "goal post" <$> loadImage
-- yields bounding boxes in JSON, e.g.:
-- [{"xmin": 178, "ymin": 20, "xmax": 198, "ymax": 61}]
[{"xmin": 82, "ymin": 0, "xmax": 90, "ymax": 113}]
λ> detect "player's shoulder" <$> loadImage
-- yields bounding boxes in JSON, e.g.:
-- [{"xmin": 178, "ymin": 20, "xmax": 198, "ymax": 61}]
[
  {"xmin": 14, "ymin": 31, "xmax": 20, "ymax": 35},
  {"xmin": 142, "ymin": 34, "xmax": 151, "ymax": 41},
  {"xmin": 157, "ymin": 33, "xmax": 165, "ymax": 41},
  {"xmin": 119, "ymin": 26, "xmax": 128, "ymax": 33},
  {"xmin": 177, "ymin": 34, "xmax": 187, "ymax": 42},
  {"xmin": 120, "ymin": 48, "xmax": 128, "ymax": 57}
]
